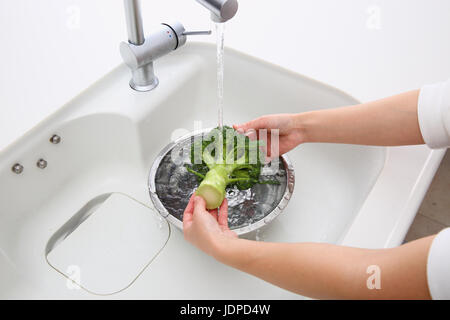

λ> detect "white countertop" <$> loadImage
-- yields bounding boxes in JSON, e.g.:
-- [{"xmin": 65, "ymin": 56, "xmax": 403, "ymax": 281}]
[{"xmin": 1, "ymin": 0, "xmax": 450, "ymax": 151}]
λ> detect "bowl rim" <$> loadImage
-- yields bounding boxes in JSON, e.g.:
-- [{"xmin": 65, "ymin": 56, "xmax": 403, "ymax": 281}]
[{"xmin": 148, "ymin": 128, "xmax": 295, "ymax": 236}]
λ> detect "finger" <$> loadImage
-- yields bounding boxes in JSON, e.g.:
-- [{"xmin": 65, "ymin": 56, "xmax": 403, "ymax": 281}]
[
  {"xmin": 258, "ymin": 134, "xmax": 269, "ymax": 157},
  {"xmin": 268, "ymin": 129, "xmax": 280, "ymax": 159},
  {"xmin": 233, "ymin": 124, "xmax": 244, "ymax": 134},
  {"xmin": 184, "ymin": 194, "xmax": 196, "ymax": 214},
  {"xmin": 183, "ymin": 194, "xmax": 196, "ymax": 225},
  {"xmin": 193, "ymin": 196, "xmax": 207, "ymax": 217},
  {"xmin": 245, "ymin": 128, "xmax": 258, "ymax": 141},
  {"xmin": 265, "ymin": 136, "xmax": 272, "ymax": 159},
  {"xmin": 208, "ymin": 208, "xmax": 218, "ymax": 220},
  {"xmin": 218, "ymin": 198, "xmax": 229, "ymax": 229},
  {"xmin": 233, "ymin": 116, "xmax": 266, "ymax": 132}
]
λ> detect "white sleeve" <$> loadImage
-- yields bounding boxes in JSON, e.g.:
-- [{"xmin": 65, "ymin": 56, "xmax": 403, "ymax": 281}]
[
  {"xmin": 427, "ymin": 228, "xmax": 450, "ymax": 299},
  {"xmin": 418, "ymin": 79, "xmax": 450, "ymax": 149}
]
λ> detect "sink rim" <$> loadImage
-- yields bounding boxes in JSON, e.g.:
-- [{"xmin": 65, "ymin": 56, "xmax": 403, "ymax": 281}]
[{"xmin": 0, "ymin": 41, "xmax": 443, "ymax": 299}]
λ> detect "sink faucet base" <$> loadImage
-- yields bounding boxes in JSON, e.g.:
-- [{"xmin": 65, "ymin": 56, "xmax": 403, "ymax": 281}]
[
  {"xmin": 130, "ymin": 77, "xmax": 159, "ymax": 92},
  {"xmin": 129, "ymin": 63, "xmax": 159, "ymax": 92}
]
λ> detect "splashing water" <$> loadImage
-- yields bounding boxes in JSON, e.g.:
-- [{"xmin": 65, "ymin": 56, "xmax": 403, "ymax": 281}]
[
  {"xmin": 216, "ymin": 22, "xmax": 225, "ymax": 129},
  {"xmin": 157, "ymin": 216, "xmax": 164, "ymax": 230}
]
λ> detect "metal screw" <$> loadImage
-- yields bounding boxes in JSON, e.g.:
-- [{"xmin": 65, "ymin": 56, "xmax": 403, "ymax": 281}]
[
  {"xmin": 50, "ymin": 134, "xmax": 61, "ymax": 144},
  {"xmin": 37, "ymin": 159, "xmax": 47, "ymax": 169},
  {"xmin": 12, "ymin": 163, "xmax": 24, "ymax": 174}
]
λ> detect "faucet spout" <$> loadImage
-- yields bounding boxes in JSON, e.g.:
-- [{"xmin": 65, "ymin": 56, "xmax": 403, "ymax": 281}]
[{"xmin": 195, "ymin": 0, "xmax": 239, "ymax": 23}]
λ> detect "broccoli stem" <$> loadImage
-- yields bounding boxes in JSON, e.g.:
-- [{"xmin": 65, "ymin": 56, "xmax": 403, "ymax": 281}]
[
  {"xmin": 189, "ymin": 126, "xmax": 275, "ymax": 209},
  {"xmin": 196, "ymin": 166, "xmax": 228, "ymax": 209},
  {"xmin": 227, "ymin": 178, "xmax": 258, "ymax": 184},
  {"xmin": 195, "ymin": 141, "xmax": 262, "ymax": 209},
  {"xmin": 185, "ymin": 167, "xmax": 205, "ymax": 180}
]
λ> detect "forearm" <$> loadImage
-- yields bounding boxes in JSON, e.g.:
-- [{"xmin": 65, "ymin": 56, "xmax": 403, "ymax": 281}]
[
  {"xmin": 213, "ymin": 236, "xmax": 433, "ymax": 299},
  {"xmin": 297, "ymin": 90, "xmax": 425, "ymax": 146}
]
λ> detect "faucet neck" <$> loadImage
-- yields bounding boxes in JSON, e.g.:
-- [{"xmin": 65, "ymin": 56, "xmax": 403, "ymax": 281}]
[{"xmin": 124, "ymin": 0, "xmax": 145, "ymax": 45}]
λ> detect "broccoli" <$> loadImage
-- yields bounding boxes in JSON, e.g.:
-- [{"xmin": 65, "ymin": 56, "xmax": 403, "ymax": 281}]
[{"xmin": 185, "ymin": 126, "xmax": 278, "ymax": 209}]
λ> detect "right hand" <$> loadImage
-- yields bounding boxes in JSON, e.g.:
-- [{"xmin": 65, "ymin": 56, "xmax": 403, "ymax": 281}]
[{"xmin": 234, "ymin": 114, "xmax": 305, "ymax": 159}]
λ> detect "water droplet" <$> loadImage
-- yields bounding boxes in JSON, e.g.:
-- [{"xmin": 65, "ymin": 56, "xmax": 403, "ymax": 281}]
[
  {"xmin": 255, "ymin": 229, "xmax": 264, "ymax": 242},
  {"xmin": 158, "ymin": 216, "xmax": 164, "ymax": 229}
]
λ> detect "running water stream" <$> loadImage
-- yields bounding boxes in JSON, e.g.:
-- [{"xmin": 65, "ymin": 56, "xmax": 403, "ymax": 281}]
[{"xmin": 216, "ymin": 22, "xmax": 225, "ymax": 129}]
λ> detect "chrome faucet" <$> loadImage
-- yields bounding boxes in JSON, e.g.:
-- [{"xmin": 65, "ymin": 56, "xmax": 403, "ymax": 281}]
[
  {"xmin": 195, "ymin": 0, "xmax": 239, "ymax": 23},
  {"xmin": 120, "ymin": 0, "xmax": 238, "ymax": 92}
]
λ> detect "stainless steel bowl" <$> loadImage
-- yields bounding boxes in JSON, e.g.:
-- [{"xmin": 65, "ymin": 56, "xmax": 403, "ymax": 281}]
[{"xmin": 148, "ymin": 128, "xmax": 295, "ymax": 236}]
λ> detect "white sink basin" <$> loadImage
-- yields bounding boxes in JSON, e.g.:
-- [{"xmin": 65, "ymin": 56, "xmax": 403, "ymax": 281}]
[{"xmin": 0, "ymin": 43, "xmax": 444, "ymax": 299}]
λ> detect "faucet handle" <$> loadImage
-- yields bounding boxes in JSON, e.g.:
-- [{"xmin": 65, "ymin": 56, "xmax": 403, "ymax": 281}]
[
  {"xmin": 163, "ymin": 22, "xmax": 211, "ymax": 48},
  {"xmin": 182, "ymin": 30, "xmax": 212, "ymax": 36}
]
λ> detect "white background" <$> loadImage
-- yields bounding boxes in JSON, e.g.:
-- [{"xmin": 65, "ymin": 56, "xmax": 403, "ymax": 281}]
[{"xmin": 1, "ymin": 0, "xmax": 450, "ymax": 151}]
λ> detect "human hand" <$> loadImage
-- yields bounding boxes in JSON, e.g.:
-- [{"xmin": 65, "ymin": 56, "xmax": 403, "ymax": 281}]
[
  {"xmin": 183, "ymin": 194, "xmax": 238, "ymax": 257},
  {"xmin": 233, "ymin": 113, "xmax": 306, "ymax": 160}
]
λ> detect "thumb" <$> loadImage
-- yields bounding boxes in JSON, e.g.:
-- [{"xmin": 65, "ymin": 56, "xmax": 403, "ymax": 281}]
[{"xmin": 193, "ymin": 196, "xmax": 207, "ymax": 216}]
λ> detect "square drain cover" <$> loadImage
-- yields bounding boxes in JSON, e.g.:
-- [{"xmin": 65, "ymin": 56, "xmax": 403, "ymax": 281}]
[{"xmin": 46, "ymin": 193, "xmax": 170, "ymax": 295}]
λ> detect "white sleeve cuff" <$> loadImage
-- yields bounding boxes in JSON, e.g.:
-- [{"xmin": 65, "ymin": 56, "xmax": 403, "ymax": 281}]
[
  {"xmin": 418, "ymin": 79, "xmax": 450, "ymax": 149},
  {"xmin": 427, "ymin": 228, "xmax": 450, "ymax": 300}
]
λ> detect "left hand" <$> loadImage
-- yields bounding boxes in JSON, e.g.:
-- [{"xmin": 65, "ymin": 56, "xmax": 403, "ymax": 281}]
[{"xmin": 183, "ymin": 195, "xmax": 238, "ymax": 257}]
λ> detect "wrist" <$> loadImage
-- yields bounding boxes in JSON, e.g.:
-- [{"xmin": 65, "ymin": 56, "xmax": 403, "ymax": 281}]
[
  {"xmin": 210, "ymin": 235, "xmax": 243, "ymax": 265},
  {"xmin": 292, "ymin": 111, "xmax": 316, "ymax": 143},
  {"xmin": 211, "ymin": 235, "xmax": 264, "ymax": 272}
]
